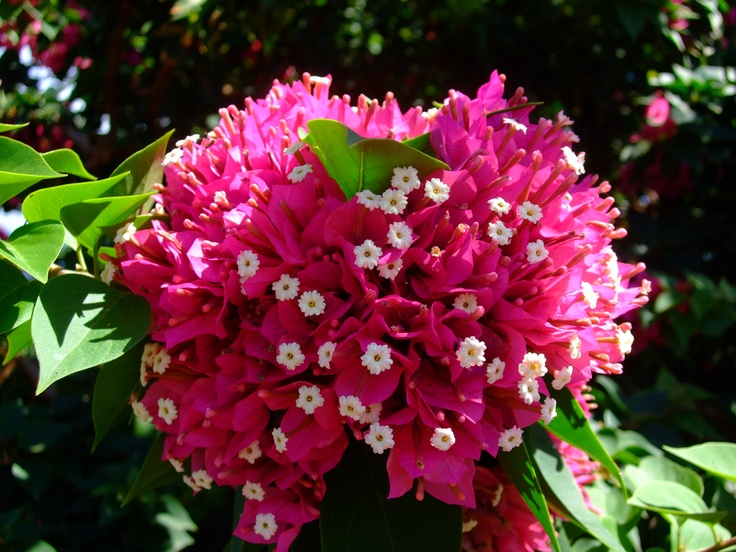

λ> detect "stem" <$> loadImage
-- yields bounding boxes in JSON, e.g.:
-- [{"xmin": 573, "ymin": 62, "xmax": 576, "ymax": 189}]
[
  {"xmin": 75, "ymin": 245, "xmax": 88, "ymax": 272},
  {"xmin": 48, "ymin": 263, "xmax": 94, "ymax": 279},
  {"xmin": 699, "ymin": 535, "xmax": 736, "ymax": 552}
]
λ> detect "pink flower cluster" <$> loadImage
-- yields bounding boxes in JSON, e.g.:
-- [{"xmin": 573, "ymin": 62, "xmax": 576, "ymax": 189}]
[{"xmin": 111, "ymin": 72, "xmax": 648, "ymax": 550}]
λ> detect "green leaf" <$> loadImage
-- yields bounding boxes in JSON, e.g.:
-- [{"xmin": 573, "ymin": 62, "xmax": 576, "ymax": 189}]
[
  {"xmin": 320, "ymin": 437, "xmax": 462, "ymax": 551},
  {"xmin": 497, "ymin": 440, "xmax": 561, "ymax": 552},
  {"xmin": 546, "ymin": 384, "xmax": 626, "ymax": 494},
  {"xmin": 624, "ymin": 456, "xmax": 704, "ymax": 495},
  {"xmin": 0, "ymin": 273, "xmax": 40, "ymax": 335},
  {"xmin": 4, "ymin": 319, "xmax": 32, "ymax": 364},
  {"xmin": 0, "ymin": 258, "xmax": 36, "ymax": 333},
  {"xmin": 628, "ymin": 481, "xmax": 726, "ymax": 523},
  {"xmin": 110, "ymin": 130, "xmax": 174, "ymax": 199},
  {"xmin": 122, "ymin": 433, "xmax": 180, "ymax": 506},
  {"xmin": 91, "ymin": 342, "xmax": 145, "ymax": 451},
  {"xmin": 678, "ymin": 519, "xmax": 732, "ymax": 552},
  {"xmin": 0, "ymin": 122, "xmax": 29, "ymax": 133},
  {"xmin": 664, "ymin": 443, "xmax": 736, "ymax": 482},
  {"xmin": 401, "ymin": 132, "xmax": 435, "ymax": 156},
  {"xmin": 303, "ymin": 119, "xmax": 448, "ymax": 200},
  {"xmin": 32, "ymin": 274, "xmax": 152, "ymax": 394},
  {"xmin": 41, "ymin": 149, "xmax": 96, "ymax": 180},
  {"xmin": 0, "ymin": 221, "xmax": 65, "ymax": 283},
  {"xmin": 526, "ymin": 424, "xmax": 626, "ymax": 552},
  {"xmin": 0, "ymin": 136, "xmax": 65, "ymax": 204},
  {"xmin": 21, "ymin": 172, "xmax": 129, "ymax": 223}
]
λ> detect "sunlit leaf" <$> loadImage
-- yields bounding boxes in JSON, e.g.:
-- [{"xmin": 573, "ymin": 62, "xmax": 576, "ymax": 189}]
[
  {"xmin": 0, "ymin": 136, "xmax": 65, "ymax": 204},
  {"xmin": 0, "ymin": 270, "xmax": 40, "ymax": 335},
  {"xmin": 4, "ymin": 319, "xmax": 32, "ymax": 365},
  {"xmin": 41, "ymin": 149, "xmax": 96, "ymax": 180},
  {"xmin": 122, "ymin": 433, "xmax": 181, "ymax": 506},
  {"xmin": 0, "ymin": 122, "xmax": 29, "ymax": 133},
  {"xmin": 109, "ymin": 130, "xmax": 173, "ymax": 203},
  {"xmin": 664, "ymin": 442, "xmax": 736, "ymax": 482},
  {"xmin": 0, "ymin": 221, "xmax": 65, "ymax": 283},
  {"xmin": 628, "ymin": 481, "xmax": 726, "ymax": 523},
  {"xmin": 624, "ymin": 456, "xmax": 703, "ymax": 495},
  {"xmin": 678, "ymin": 519, "xmax": 732, "ymax": 552}
]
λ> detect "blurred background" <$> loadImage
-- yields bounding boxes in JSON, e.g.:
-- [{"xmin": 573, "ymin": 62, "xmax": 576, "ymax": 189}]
[{"xmin": 1, "ymin": 1, "xmax": 735, "ymax": 550}]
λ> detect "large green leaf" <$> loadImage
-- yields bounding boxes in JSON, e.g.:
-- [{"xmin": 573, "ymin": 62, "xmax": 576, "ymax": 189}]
[
  {"xmin": 545, "ymin": 384, "xmax": 626, "ymax": 494},
  {"xmin": 526, "ymin": 424, "xmax": 626, "ymax": 552},
  {"xmin": 122, "ymin": 433, "xmax": 181, "ymax": 506},
  {"xmin": 320, "ymin": 437, "xmax": 462, "ymax": 551},
  {"xmin": 664, "ymin": 443, "xmax": 736, "ymax": 482},
  {"xmin": 110, "ymin": 129, "xmax": 174, "ymax": 198},
  {"xmin": 628, "ymin": 481, "xmax": 726, "ymax": 523},
  {"xmin": 0, "ymin": 122, "xmax": 29, "ymax": 133},
  {"xmin": 4, "ymin": 319, "xmax": 32, "ymax": 365},
  {"xmin": 91, "ymin": 342, "xmax": 145, "ymax": 451},
  {"xmin": 0, "ymin": 260, "xmax": 40, "ymax": 335},
  {"xmin": 41, "ymin": 149, "xmax": 96, "ymax": 180},
  {"xmin": 303, "ymin": 119, "xmax": 449, "ymax": 200},
  {"xmin": 497, "ymin": 440, "xmax": 561, "ymax": 552},
  {"xmin": 0, "ymin": 136, "xmax": 65, "ymax": 204},
  {"xmin": 0, "ymin": 221, "xmax": 65, "ymax": 283},
  {"xmin": 21, "ymin": 172, "xmax": 129, "ymax": 223},
  {"xmin": 624, "ymin": 456, "xmax": 703, "ymax": 495},
  {"xmin": 32, "ymin": 273, "xmax": 151, "ymax": 394}
]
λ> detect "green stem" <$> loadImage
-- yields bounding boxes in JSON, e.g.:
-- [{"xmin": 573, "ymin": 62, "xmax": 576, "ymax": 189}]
[
  {"xmin": 699, "ymin": 535, "xmax": 736, "ymax": 552},
  {"xmin": 76, "ymin": 245, "xmax": 88, "ymax": 272}
]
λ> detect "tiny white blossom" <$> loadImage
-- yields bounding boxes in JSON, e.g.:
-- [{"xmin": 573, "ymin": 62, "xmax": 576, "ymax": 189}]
[
  {"xmin": 391, "ymin": 166, "xmax": 421, "ymax": 192},
  {"xmin": 552, "ymin": 366, "xmax": 574, "ymax": 390},
  {"xmin": 359, "ymin": 403, "xmax": 383, "ymax": 424},
  {"xmin": 272, "ymin": 427, "xmax": 288, "ymax": 453},
  {"xmin": 518, "ymin": 201, "xmax": 543, "ymax": 224},
  {"xmin": 287, "ymin": 163, "xmax": 313, "ymax": 182},
  {"xmin": 237, "ymin": 250, "xmax": 260, "ymax": 281},
  {"xmin": 253, "ymin": 512, "xmax": 278, "ymax": 540},
  {"xmin": 242, "ymin": 481, "xmax": 266, "ymax": 502},
  {"xmin": 488, "ymin": 220, "xmax": 513, "ymax": 246},
  {"xmin": 364, "ymin": 422, "xmax": 395, "ymax": 454},
  {"xmin": 641, "ymin": 279, "xmax": 652, "ymax": 295},
  {"xmin": 421, "ymin": 107, "xmax": 439, "ymax": 121},
  {"xmin": 176, "ymin": 134, "xmax": 200, "ymax": 147},
  {"xmin": 430, "ymin": 427, "xmax": 456, "ymax": 451},
  {"xmin": 157, "ymin": 397, "xmax": 178, "ymax": 425},
  {"xmin": 191, "ymin": 469, "xmax": 213, "ymax": 490},
  {"xmin": 283, "ymin": 140, "xmax": 304, "ymax": 155},
  {"xmin": 562, "ymin": 146, "xmax": 586, "ymax": 175},
  {"xmin": 498, "ymin": 426, "xmax": 524, "ymax": 452},
  {"xmin": 453, "ymin": 293, "xmax": 478, "ymax": 314},
  {"xmin": 380, "ymin": 188, "xmax": 408, "ymax": 215},
  {"xmin": 580, "ymin": 281, "xmax": 599, "ymax": 309},
  {"xmin": 518, "ymin": 352, "xmax": 547, "ymax": 379},
  {"xmin": 354, "ymin": 239, "xmax": 382, "ymax": 269},
  {"xmin": 540, "ymin": 397, "xmax": 557, "ymax": 425},
  {"xmin": 183, "ymin": 475, "xmax": 201, "ymax": 492},
  {"xmin": 298, "ymin": 290, "xmax": 326, "ymax": 317},
  {"xmin": 387, "ymin": 221, "xmax": 414, "ymax": 249},
  {"xmin": 518, "ymin": 377, "xmax": 540, "ymax": 405},
  {"xmin": 238, "ymin": 440, "xmax": 263, "ymax": 464},
  {"xmin": 378, "ymin": 259, "xmax": 403, "ymax": 280},
  {"xmin": 131, "ymin": 400, "xmax": 152, "ymax": 423},
  {"xmin": 295, "ymin": 385, "xmax": 325, "ymax": 414},
  {"xmin": 526, "ymin": 239, "xmax": 549, "ymax": 264},
  {"xmin": 114, "ymin": 222, "xmax": 137, "ymax": 244},
  {"xmin": 424, "ymin": 177, "xmax": 451, "ymax": 203},
  {"xmin": 100, "ymin": 262, "xmax": 116, "ymax": 285},
  {"xmin": 361, "ymin": 342, "xmax": 393, "ymax": 375},
  {"xmin": 339, "ymin": 395, "xmax": 366, "ymax": 420},
  {"xmin": 457, "ymin": 336, "xmax": 487, "ymax": 368},
  {"xmin": 503, "ymin": 117, "xmax": 528, "ymax": 134},
  {"xmin": 488, "ymin": 197, "xmax": 511, "ymax": 215},
  {"xmin": 272, "ymin": 274, "xmax": 300, "ymax": 301},
  {"xmin": 617, "ymin": 328, "xmax": 634, "ymax": 355},
  {"xmin": 152, "ymin": 348, "xmax": 171, "ymax": 374},
  {"xmin": 490, "ymin": 483, "xmax": 504, "ymax": 507},
  {"xmin": 276, "ymin": 342, "xmax": 305, "ymax": 371},
  {"xmin": 356, "ymin": 190, "xmax": 381, "ymax": 210},
  {"xmin": 569, "ymin": 334, "xmax": 582, "ymax": 360},
  {"xmin": 169, "ymin": 458, "xmax": 185, "ymax": 472},
  {"xmin": 162, "ymin": 148, "xmax": 183, "ymax": 166},
  {"xmin": 317, "ymin": 341, "xmax": 336, "ymax": 368},
  {"xmin": 486, "ymin": 357, "xmax": 506, "ymax": 384}
]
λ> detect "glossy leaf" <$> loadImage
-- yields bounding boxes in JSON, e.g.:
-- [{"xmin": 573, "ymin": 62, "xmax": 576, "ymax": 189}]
[
  {"xmin": 32, "ymin": 274, "xmax": 152, "ymax": 394},
  {"xmin": 526, "ymin": 424, "xmax": 626, "ymax": 552},
  {"xmin": 0, "ymin": 136, "xmax": 65, "ymax": 204},
  {"xmin": 0, "ymin": 122, "xmax": 29, "ymax": 133},
  {"xmin": 497, "ymin": 440, "xmax": 561, "ymax": 552},
  {"xmin": 628, "ymin": 481, "xmax": 726, "ymax": 523},
  {"xmin": 0, "ymin": 221, "xmax": 65, "ymax": 283},
  {"xmin": 122, "ymin": 433, "xmax": 181, "ymax": 506},
  {"xmin": 41, "ymin": 149, "xmax": 96, "ymax": 180},
  {"xmin": 0, "ymin": 259, "xmax": 34, "ymax": 333},
  {"xmin": 303, "ymin": 119, "xmax": 449, "ymax": 199},
  {"xmin": 109, "ymin": 129, "xmax": 174, "ymax": 198},
  {"xmin": 320, "ymin": 437, "xmax": 462, "ymax": 552},
  {"xmin": 664, "ymin": 443, "xmax": 736, "ymax": 482},
  {"xmin": 91, "ymin": 342, "xmax": 145, "ymax": 451},
  {"xmin": 4, "ymin": 320, "xmax": 32, "ymax": 365},
  {"xmin": 624, "ymin": 456, "xmax": 703, "ymax": 495},
  {"xmin": 0, "ymin": 273, "xmax": 40, "ymax": 335}
]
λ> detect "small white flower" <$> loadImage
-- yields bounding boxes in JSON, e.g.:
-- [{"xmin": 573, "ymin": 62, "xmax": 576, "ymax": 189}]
[
  {"xmin": 490, "ymin": 483, "xmax": 504, "ymax": 507},
  {"xmin": 364, "ymin": 422, "xmax": 395, "ymax": 454},
  {"xmin": 569, "ymin": 334, "xmax": 582, "ymax": 360},
  {"xmin": 317, "ymin": 341, "xmax": 336, "ymax": 368},
  {"xmin": 131, "ymin": 400, "xmax": 152, "ymax": 423},
  {"xmin": 242, "ymin": 481, "xmax": 265, "ymax": 502},
  {"xmin": 378, "ymin": 259, "xmax": 403, "ymax": 280},
  {"xmin": 453, "ymin": 293, "xmax": 478, "ymax": 314},
  {"xmin": 518, "ymin": 377, "xmax": 540, "ymax": 405},
  {"xmin": 503, "ymin": 117, "xmax": 528, "ymax": 134},
  {"xmin": 562, "ymin": 146, "xmax": 586, "ymax": 175},
  {"xmin": 430, "ymin": 427, "xmax": 456, "ymax": 451},
  {"xmin": 169, "ymin": 458, "xmax": 185, "ymax": 473},
  {"xmin": 552, "ymin": 365, "xmax": 573, "ymax": 390},
  {"xmin": 175, "ymin": 134, "xmax": 200, "ymax": 147},
  {"xmin": 359, "ymin": 403, "xmax": 382, "ymax": 424},
  {"xmin": 283, "ymin": 140, "xmax": 304, "ymax": 155},
  {"xmin": 272, "ymin": 274, "xmax": 300, "ymax": 301},
  {"xmin": 183, "ymin": 475, "xmax": 201, "ymax": 492},
  {"xmin": 100, "ymin": 263, "xmax": 116, "ymax": 285},
  {"xmin": 276, "ymin": 342, "xmax": 305, "ymax": 371},
  {"xmin": 356, "ymin": 190, "xmax": 381, "ymax": 210},
  {"xmin": 457, "ymin": 336, "xmax": 486, "ymax": 368},
  {"xmin": 641, "ymin": 279, "xmax": 652, "ymax": 295},
  {"xmin": 295, "ymin": 385, "xmax": 325, "ymax": 414},
  {"xmin": 387, "ymin": 221, "xmax": 414, "ymax": 249},
  {"xmin": 152, "ymin": 348, "xmax": 171, "ymax": 374},
  {"xmin": 462, "ymin": 519, "xmax": 479, "ymax": 533},
  {"xmin": 162, "ymin": 148, "xmax": 183, "ymax": 166},
  {"xmin": 488, "ymin": 220, "xmax": 513, "ymax": 246},
  {"xmin": 391, "ymin": 166, "xmax": 421, "ymax": 192},
  {"xmin": 140, "ymin": 363, "xmax": 150, "ymax": 387},
  {"xmin": 253, "ymin": 512, "xmax": 278, "ymax": 540},
  {"xmin": 272, "ymin": 427, "xmax": 288, "ymax": 453},
  {"xmin": 354, "ymin": 239, "xmax": 383, "ymax": 269},
  {"xmin": 526, "ymin": 239, "xmax": 549, "ymax": 264},
  {"xmin": 518, "ymin": 201, "xmax": 543, "ymax": 224},
  {"xmin": 157, "ymin": 397, "xmax": 178, "ymax": 425},
  {"xmin": 617, "ymin": 328, "xmax": 634, "ymax": 355},
  {"xmin": 237, "ymin": 250, "xmax": 260, "ymax": 280},
  {"xmin": 298, "ymin": 290, "xmax": 326, "ymax": 317},
  {"xmin": 361, "ymin": 342, "xmax": 393, "ymax": 375},
  {"xmin": 339, "ymin": 395, "xmax": 366, "ymax": 420},
  {"xmin": 191, "ymin": 469, "xmax": 213, "ymax": 490},
  {"xmin": 486, "ymin": 357, "xmax": 506, "ymax": 384},
  {"xmin": 380, "ymin": 188, "xmax": 408, "ymax": 215},
  {"xmin": 488, "ymin": 197, "xmax": 511, "ymax": 215},
  {"xmin": 540, "ymin": 397, "xmax": 557, "ymax": 425},
  {"xmin": 498, "ymin": 426, "xmax": 524, "ymax": 452},
  {"xmin": 287, "ymin": 163, "xmax": 313, "ymax": 182},
  {"xmin": 142, "ymin": 342, "xmax": 159, "ymax": 367},
  {"xmin": 580, "ymin": 281, "xmax": 599, "ymax": 309},
  {"xmin": 518, "ymin": 352, "xmax": 547, "ymax": 379},
  {"xmin": 421, "ymin": 107, "xmax": 439, "ymax": 121},
  {"xmin": 238, "ymin": 440, "xmax": 263, "ymax": 464},
  {"xmin": 114, "ymin": 222, "xmax": 137, "ymax": 244},
  {"xmin": 424, "ymin": 177, "xmax": 451, "ymax": 203}
]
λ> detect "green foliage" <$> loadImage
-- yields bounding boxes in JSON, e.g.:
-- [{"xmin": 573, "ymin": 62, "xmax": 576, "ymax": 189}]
[
  {"xmin": 0, "ymin": 136, "xmax": 64, "ymax": 204},
  {"xmin": 0, "ymin": 221, "xmax": 65, "ymax": 283}
]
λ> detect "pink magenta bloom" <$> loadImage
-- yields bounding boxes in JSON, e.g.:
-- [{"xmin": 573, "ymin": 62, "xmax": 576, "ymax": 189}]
[{"xmin": 114, "ymin": 71, "xmax": 647, "ymax": 548}]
